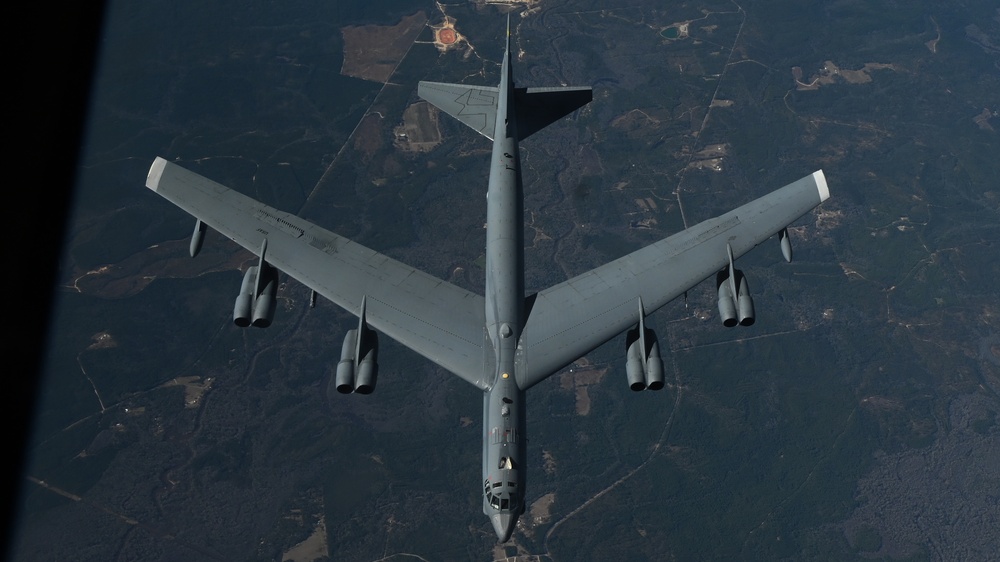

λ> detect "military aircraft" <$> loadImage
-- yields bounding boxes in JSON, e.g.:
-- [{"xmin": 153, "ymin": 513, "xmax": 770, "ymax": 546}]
[{"xmin": 144, "ymin": 18, "xmax": 829, "ymax": 543}]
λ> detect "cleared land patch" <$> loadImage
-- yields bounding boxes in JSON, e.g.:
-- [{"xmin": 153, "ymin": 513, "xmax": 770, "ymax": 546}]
[{"xmin": 341, "ymin": 12, "xmax": 427, "ymax": 83}]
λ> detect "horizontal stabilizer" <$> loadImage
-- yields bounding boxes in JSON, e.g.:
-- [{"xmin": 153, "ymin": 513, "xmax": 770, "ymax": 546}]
[
  {"xmin": 418, "ymin": 81, "xmax": 499, "ymax": 140},
  {"xmin": 514, "ymin": 87, "xmax": 592, "ymax": 141},
  {"xmin": 419, "ymin": 82, "xmax": 592, "ymax": 141}
]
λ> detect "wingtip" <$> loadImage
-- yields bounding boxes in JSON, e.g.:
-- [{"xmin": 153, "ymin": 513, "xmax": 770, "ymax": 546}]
[
  {"xmin": 147, "ymin": 157, "xmax": 168, "ymax": 192},
  {"xmin": 813, "ymin": 169, "xmax": 830, "ymax": 202}
]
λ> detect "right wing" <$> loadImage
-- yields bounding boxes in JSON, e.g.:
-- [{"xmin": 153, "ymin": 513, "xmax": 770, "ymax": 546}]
[
  {"xmin": 516, "ymin": 171, "xmax": 829, "ymax": 390},
  {"xmin": 146, "ymin": 158, "xmax": 493, "ymax": 390}
]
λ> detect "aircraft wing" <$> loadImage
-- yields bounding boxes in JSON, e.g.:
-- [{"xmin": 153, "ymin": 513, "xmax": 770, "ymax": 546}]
[
  {"xmin": 516, "ymin": 171, "xmax": 829, "ymax": 390},
  {"xmin": 146, "ymin": 157, "xmax": 492, "ymax": 390}
]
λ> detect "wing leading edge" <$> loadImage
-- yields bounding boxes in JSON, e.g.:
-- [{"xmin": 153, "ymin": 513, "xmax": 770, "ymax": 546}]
[
  {"xmin": 516, "ymin": 171, "xmax": 830, "ymax": 390},
  {"xmin": 146, "ymin": 158, "xmax": 492, "ymax": 390}
]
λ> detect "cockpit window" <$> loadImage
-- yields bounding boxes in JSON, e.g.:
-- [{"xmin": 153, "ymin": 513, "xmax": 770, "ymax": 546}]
[{"xmin": 485, "ymin": 478, "xmax": 522, "ymax": 512}]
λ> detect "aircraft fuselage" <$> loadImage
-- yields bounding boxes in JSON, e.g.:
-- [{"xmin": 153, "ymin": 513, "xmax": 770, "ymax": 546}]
[
  {"xmin": 481, "ymin": 39, "xmax": 527, "ymax": 542},
  {"xmin": 144, "ymin": 15, "xmax": 831, "ymax": 549}
]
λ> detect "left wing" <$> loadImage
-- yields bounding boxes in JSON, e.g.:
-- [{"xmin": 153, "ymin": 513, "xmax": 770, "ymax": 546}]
[
  {"xmin": 516, "ymin": 171, "xmax": 829, "ymax": 390},
  {"xmin": 146, "ymin": 158, "xmax": 493, "ymax": 390}
]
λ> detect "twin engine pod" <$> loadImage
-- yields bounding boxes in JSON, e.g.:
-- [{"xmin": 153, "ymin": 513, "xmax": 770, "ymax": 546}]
[
  {"xmin": 716, "ymin": 268, "xmax": 755, "ymax": 327},
  {"xmin": 716, "ymin": 243, "xmax": 755, "ymax": 327},
  {"xmin": 233, "ymin": 263, "xmax": 279, "ymax": 328},
  {"xmin": 185, "ymin": 219, "xmax": 278, "ymax": 328},
  {"xmin": 331, "ymin": 297, "xmax": 380, "ymax": 395},
  {"xmin": 623, "ymin": 299, "xmax": 664, "ymax": 392},
  {"xmin": 625, "ymin": 326, "xmax": 665, "ymax": 391}
]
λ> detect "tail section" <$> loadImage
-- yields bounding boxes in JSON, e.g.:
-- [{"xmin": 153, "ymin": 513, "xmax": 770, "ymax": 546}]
[
  {"xmin": 418, "ymin": 15, "xmax": 591, "ymax": 141},
  {"xmin": 417, "ymin": 83, "xmax": 591, "ymax": 142},
  {"xmin": 506, "ymin": 13, "xmax": 512, "ymax": 59},
  {"xmin": 417, "ymin": 82, "xmax": 500, "ymax": 140}
]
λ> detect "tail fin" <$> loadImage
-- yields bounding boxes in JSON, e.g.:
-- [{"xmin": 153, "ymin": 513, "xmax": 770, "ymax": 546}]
[{"xmin": 505, "ymin": 13, "xmax": 512, "ymax": 57}]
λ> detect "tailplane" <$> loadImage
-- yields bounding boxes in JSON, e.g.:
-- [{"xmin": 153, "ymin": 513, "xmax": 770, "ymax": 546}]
[
  {"xmin": 417, "ymin": 83, "xmax": 591, "ymax": 141},
  {"xmin": 418, "ymin": 16, "xmax": 591, "ymax": 141},
  {"xmin": 417, "ymin": 82, "xmax": 500, "ymax": 140}
]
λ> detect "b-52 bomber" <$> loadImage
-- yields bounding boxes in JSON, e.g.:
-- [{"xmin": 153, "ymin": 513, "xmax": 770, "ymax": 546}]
[{"xmin": 144, "ymin": 18, "xmax": 830, "ymax": 542}]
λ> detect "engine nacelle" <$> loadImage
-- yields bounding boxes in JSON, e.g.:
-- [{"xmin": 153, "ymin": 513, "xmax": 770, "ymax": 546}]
[
  {"xmin": 625, "ymin": 329, "xmax": 646, "ymax": 392},
  {"xmin": 716, "ymin": 269, "xmax": 738, "ymax": 327},
  {"xmin": 251, "ymin": 264, "xmax": 278, "ymax": 328},
  {"xmin": 233, "ymin": 266, "xmax": 258, "ymax": 327},
  {"xmin": 718, "ymin": 244, "xmax": 758, "ymax": 327},
  {"xmin": 624, "ymin": 326, "xmax": 665, "ymax": 391},
  {"xmin": 331, "ymin": 318, "xmax": 380, "ymax": 395},
  {"xmin": 736, "ymin": 272, "xmax": 755, "ymax": 326},
  {"xmin": 232, "ymin": 264, "xmax": 279, "ymax": 328},
  {"xmin": 717, "ymin": 268, "xmax": 756, "ymax": 327},
  {"xmin": 645, "ymin": 336, "xmax": 665, "ymax": 391},
  {"xmin": 334, "ymin": 329, "xmax": 358, "ymax": 394},
  {"xmin": 354, "ymin": 329, "xmax": 379, "ymax": 394}
]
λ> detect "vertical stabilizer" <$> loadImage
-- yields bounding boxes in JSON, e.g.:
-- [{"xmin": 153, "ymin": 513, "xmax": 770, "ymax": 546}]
[{"xmin": 506, "ymin": 13, "xmax": 512, "ymax": 58}]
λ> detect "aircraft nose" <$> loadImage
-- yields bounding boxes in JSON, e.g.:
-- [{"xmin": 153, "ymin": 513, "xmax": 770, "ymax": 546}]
[{"xmin": 490, "ymin": 512, "xmax": 516, "ymax": 542}]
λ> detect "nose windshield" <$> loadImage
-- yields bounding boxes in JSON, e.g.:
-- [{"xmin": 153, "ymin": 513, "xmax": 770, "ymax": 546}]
[{"xmin": 484, "ymin": 478, "xmax": 520, "ymax": 512}]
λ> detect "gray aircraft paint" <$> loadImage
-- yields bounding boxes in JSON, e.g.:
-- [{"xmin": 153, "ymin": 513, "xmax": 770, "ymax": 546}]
[
  {"xmin": 479, "ymin": 25, "xmax": 528, "ymax": 542},
  {"xmin": 144, "ymin": 17, "xmax": 829, "ymax": 543}
]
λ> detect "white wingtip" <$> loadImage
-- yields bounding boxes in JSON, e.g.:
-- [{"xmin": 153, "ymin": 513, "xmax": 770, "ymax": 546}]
[
  {"xmin": 147, "ymin": 157, "xmax": 168, "ymax": 192},
  {"xmin": 813, "ymin": 170, "xmax": 830, "ymax": 202}
]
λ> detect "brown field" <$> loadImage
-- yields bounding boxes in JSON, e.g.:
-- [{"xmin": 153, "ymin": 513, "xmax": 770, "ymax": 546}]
[{"xmin": 341, "ymin": 12, "xmax": 427, "ymax": 83}]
